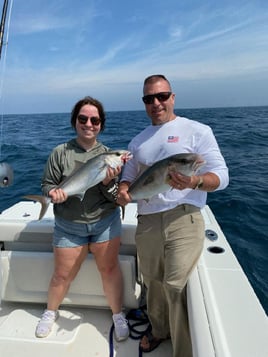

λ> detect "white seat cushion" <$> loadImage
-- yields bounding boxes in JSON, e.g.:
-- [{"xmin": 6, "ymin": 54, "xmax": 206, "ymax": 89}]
[{"xmin": 1, "ymin": 251, "xmax": 141, "ymax": 309}]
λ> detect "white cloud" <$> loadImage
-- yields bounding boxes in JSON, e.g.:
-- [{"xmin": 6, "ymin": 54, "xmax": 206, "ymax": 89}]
[{"xmin": 2, "ymin": 0, "xmax": 268, "ymax": 113}]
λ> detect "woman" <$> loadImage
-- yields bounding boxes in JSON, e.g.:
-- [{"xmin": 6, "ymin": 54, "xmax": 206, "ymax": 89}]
[{"xmin": 35, "ymin": 96, "xmax": 129, "ymax": 342}]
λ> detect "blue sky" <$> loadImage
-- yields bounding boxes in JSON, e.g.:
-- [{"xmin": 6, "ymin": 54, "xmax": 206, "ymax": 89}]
[{"xmin": 1, "ymin": 0, "xmax": 268, "ymax": 114}]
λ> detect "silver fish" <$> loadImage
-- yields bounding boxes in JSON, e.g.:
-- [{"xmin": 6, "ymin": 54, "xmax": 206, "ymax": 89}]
[
  {"xmin": 0, "ymin": 162, "xmax": 14, "ymax": 187},
  {"xmin": 25, "ymin": 150, "xmax": 132, "ymax": 220},
  {"xmin": 128, "ymin": 153, "xmax": 205, "ymax": 200}
]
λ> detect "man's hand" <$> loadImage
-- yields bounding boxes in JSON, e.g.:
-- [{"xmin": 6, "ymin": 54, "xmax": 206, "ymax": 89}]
[
  {"xmin": 116, "ymin": 181, "xmax": 132, "ymax": 206},
  {"xmin": 49, "ymin": 188, "xmax": 68, "ymax": 203}
]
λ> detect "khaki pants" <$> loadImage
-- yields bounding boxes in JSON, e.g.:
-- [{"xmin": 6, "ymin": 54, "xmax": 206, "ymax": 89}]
[{"xmin": 136, "ymin": 204, "xmax": 205, "ymax": 357}]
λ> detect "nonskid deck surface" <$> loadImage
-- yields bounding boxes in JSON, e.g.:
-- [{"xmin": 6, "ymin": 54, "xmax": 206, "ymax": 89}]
[
  {"xmin": 0, "ymin": 307, "xmax": 82, "ymax": 343},
  {"xmin": 0, "ymin": 303, "xmax": 173, "ymax": 357}
]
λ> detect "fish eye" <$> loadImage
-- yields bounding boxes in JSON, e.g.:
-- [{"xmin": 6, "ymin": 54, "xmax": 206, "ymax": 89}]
[{"xmin": 178, "ymin": 159, "xmax": 189, "ymax": 164}]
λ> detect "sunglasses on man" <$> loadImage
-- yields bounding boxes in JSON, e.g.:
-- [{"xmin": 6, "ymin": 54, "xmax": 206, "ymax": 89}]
[{"xmin": 142, "ymin": 91, "xmax": 172, "ymax": 105}]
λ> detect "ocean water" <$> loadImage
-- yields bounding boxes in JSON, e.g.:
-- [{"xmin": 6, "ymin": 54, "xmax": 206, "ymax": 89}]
[{"xmin": 0, "ymin": 106, "xmax": 267, "ymax": 314}]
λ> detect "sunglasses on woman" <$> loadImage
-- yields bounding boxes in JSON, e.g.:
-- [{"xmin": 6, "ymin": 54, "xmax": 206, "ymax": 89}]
[
  {"xmin": 142, "ymin": 91, "xmax": 172, "ymax": 105},
  {"xmin": 77, "ymin": 114, "xmax": 101, "ymax": 125}
]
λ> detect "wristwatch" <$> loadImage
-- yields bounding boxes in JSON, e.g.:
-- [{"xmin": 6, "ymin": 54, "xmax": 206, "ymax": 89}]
[{"xmin": 194, "ymin": 176, "xmax": 203, "ymax": 190}]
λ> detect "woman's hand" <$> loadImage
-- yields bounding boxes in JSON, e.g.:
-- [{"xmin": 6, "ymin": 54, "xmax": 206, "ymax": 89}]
[{"xmin": 102, "ymin": 166, "xmax": 121, "ymax": 186}]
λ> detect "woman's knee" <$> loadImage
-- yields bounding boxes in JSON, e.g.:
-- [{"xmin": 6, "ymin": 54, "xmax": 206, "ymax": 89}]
[
  {"xmin": 50, "ymin": 267, "xmax": 78, "ymax": 286},
  {"xmin": 98, "ymin": 260, "xmax": 120, "ymax": 277},
  {"xmin": 50, "ymin": 271, "xmax": 68, "ymax": 287}
]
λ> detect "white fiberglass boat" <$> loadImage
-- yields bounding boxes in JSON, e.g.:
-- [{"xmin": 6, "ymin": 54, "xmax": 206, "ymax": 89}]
[{"xmin": 0, "ymin": 201, "xmax": 267, "ymax": 357}]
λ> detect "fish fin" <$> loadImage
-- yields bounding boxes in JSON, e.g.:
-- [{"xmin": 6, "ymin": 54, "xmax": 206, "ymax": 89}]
[
  {"xmin": 139, "ymin": 163, "xmax": 149, "ymax": 171},
  {"xmin": 165, "ymin": 174, "xmax": 175, "ymax": 193},
  {"xmin": 64, "ymin": 161, "xmax": 84, "ymax": 177},
  {"xmin": 136, "ymin": 163, "xmax": 150, "ymax": 178},
  {"xmin": 75, "ymin": 192, "xmax": 85, "ymax": 201},
  {"xmin": 73, "ymin": 160, "xmax": 84, "ymax": 171},
  {"xmin": 121, "ymin": 205, "xmax": 125, "ymax": 220},
  {"xmin": 23, "ymin": 195, "xmax": 51, "ymax": 220},
  {"xmin": 165, "ymin": 173, "xmax": 172, "ymax": 185}
]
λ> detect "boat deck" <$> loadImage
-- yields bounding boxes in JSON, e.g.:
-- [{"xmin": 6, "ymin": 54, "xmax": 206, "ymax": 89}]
[
  {"xmin": 0, "ymin": 303, "xmax": 172, "ymax": 356},
  {"xmin": 0, "ymin": 201, "xmax": 267, "ymax": 357}
]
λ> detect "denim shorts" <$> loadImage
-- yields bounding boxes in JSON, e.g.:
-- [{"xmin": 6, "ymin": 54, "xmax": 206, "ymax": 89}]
[{"xmin": 53, "ymin": 208, "xmax": 122, "ymax": 248}]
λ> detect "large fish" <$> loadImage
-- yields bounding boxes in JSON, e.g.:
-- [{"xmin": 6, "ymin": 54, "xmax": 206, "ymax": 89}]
[
  {"xmin": 25, "ymin": 150, "xmax": 132, "ymax": 220},
  {"xmin": 128, "ymin": 153, "xmax": 205, "ymax": 200},
  {"xmin": 0, "ymin": 162, "xmax": 14, "ymax": 187}
]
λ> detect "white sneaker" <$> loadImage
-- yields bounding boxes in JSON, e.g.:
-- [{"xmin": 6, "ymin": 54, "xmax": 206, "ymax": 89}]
[
  {"xmin": 35, "ymin": 309, "xmax": 59, "ymax": 338},
  {"xmin": 112, "ymin": 312, "xmax": 129, "ymax": 342}
]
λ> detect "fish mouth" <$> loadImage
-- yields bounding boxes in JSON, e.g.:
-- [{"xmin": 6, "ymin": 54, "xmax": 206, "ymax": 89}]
[{"xmin": 122, "ymin": 152, "xmax": 133, "ymax": 164}]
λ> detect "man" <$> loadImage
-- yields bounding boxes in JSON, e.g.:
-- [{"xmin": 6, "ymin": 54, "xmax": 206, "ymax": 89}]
[{"xmin": 117, "ymin": 75, "xmax": 229, "ymax": 356}]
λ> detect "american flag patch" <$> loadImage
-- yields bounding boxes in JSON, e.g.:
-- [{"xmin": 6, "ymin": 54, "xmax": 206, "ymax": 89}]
[{"xmin": 167, "ymin": 135, "xmax": 179, "ymax": 143}]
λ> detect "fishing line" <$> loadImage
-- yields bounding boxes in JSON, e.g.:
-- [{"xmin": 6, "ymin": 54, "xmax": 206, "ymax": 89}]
[
  {"xmin": 108, "ymin": 306, "xmax": 150, "ymax": 357},
  {"xmin": 0, "ymin": 0, "xmax": 13, "ymax": 160}
]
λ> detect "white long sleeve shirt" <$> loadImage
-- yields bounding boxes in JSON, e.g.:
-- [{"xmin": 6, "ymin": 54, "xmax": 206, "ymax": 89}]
[{"xmin": 121, "ymin": 116, "xmax": 229, "ymax": 215}]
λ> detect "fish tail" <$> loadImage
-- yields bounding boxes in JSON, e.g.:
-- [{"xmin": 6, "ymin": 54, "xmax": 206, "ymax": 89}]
[{"xmin": 23, "ymin": 195, "xmax": 51, "ymax": 220}]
